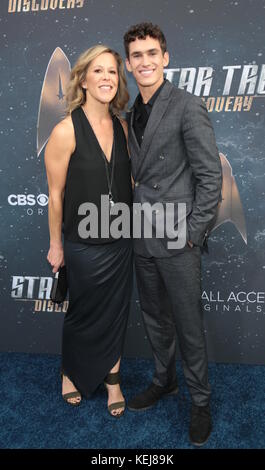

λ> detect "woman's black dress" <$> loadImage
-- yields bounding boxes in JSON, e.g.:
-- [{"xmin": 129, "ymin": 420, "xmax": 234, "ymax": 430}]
[{"xmin": 61, "ymin": 107, "xmax": 133, "ymax": 398}]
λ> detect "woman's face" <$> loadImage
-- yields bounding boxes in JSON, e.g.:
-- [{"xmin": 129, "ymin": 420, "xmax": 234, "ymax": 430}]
[{"xmin": 82, "ymin": 52, "xmax": 119, "ymax": 105}]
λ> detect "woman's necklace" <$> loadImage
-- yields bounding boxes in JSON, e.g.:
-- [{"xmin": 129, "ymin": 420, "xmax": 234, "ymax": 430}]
[{"xmin": 82, "ymin": 107, "xmax": 116, "ymax": 215}]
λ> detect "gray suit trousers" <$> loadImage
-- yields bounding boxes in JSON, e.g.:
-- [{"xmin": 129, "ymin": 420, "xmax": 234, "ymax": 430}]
[{"xmin": 135, "ymin": 246, "xmax": 211, "ymax": 407}]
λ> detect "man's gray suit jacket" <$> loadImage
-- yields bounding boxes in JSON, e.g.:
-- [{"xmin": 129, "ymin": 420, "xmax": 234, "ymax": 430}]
[{"xmin": 127, "ymin": 79, "xmax": 222, "ymax": 258}]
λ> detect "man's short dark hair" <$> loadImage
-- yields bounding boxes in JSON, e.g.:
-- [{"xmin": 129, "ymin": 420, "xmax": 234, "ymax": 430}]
[{"xmin": 123, "ymin": 22, "xmax": 167, "ymax": 58}]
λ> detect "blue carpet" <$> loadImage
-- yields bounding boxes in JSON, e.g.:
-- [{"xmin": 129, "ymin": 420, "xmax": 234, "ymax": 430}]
[{"xmin": 0, "ymin": 352, "xmax": 264, "ymax": 449}]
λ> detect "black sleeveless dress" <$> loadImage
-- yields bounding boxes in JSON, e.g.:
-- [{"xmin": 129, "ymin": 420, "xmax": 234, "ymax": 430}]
[{"xmin": 61, "ymin": 107, "xmax": 133, "ymax": 398}]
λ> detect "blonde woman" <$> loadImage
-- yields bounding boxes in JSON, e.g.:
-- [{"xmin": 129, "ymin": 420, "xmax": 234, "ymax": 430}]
[{"xmin": 45, "ymin": 46, "xmax": 133, "ymax": 417}]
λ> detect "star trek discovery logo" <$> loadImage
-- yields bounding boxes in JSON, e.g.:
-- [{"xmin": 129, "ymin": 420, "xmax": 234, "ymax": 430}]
[
  {"xmin": 8, "ymin": 0, "xmax": 84, "ymax": 13},
  {"xmin": 11, "ymin": 275, "xmax": 68, "ymax": 312},
  {"xmin": 37, "ymin": 47, "xmax": 70, "ymax": 155},
  {"xmin": 165, "ymin": 65, "xmax": 265, "ymax": 112}
]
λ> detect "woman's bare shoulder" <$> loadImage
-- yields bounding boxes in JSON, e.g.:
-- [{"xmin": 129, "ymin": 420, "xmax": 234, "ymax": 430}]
[
  {"xmin": 45, "ymin": 115, "xmax": 75, "ymax": 156},
  {"xmin": 51, "ymin": 115, "xmax": 74, "ymax": 140}
]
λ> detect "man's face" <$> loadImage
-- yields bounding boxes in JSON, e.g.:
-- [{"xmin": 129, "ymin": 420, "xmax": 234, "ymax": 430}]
[{"xmin": 126, "ymin": 36, "xmax": 169, "ymax": 89}]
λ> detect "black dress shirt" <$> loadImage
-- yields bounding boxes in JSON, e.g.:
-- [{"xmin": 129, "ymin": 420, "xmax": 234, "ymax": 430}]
[{"xmin": 133, "ymin": 80, "xmax": 166, "ymax": 147}]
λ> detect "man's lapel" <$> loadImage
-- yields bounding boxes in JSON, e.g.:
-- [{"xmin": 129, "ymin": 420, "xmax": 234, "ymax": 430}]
[
  {"xmin": 140, "ymin": 80, "xmax": 173, "ymax": 157},
  {"xmin": 128, "ymin": 80, "xmax": 174, "ymax": 178},
  {"xmin": 127, "ymin": 107, "xmax": 140, "ymax": 155}
]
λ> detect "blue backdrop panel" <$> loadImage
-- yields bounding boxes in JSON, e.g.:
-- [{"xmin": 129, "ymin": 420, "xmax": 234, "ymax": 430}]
[{"xmin": 1, "ymin": 0, "xmax": 265, "ymax": 364}]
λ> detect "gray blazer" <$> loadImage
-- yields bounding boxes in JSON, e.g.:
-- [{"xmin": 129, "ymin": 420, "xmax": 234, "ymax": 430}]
[{"xmin": 127, "ymin": 79, "xmax": 222, "ymax": 257}]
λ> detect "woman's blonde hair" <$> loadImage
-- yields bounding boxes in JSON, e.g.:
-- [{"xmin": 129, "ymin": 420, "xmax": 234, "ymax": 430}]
[{"xmin": 66, "ymin": 45, "xmax": 129, "ymax": 115}]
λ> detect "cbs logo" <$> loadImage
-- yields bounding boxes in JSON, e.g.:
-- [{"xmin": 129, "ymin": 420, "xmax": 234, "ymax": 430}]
[{"xmin": 8, "ymin": 194, "xmax": 49, "ymax": 206}]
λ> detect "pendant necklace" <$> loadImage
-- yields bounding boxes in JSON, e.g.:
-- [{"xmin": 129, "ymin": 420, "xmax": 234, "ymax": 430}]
[{"xmin": 82, "ymin": 107, "xmax": 116, "ymax": 215}]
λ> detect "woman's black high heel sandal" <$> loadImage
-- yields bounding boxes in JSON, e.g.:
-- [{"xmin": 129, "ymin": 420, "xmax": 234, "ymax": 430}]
[
  {"xmin": 61, "ymin": 371, "xmax": 82, "ymax": 406},
  {"xmin": 104, "ymin": 371, "xmax": 125, "ymax": 418}
]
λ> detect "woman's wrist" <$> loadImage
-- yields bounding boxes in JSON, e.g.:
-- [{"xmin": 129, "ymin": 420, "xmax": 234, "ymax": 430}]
[{"xmin": 50, "ymin": 240, "xmax": 63, "ymax": 249}]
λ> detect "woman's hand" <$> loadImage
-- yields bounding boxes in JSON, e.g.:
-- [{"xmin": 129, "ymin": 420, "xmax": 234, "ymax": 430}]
[{"xmin": 47, "ymin": 243, "xmax": 64, "ymax": 273}]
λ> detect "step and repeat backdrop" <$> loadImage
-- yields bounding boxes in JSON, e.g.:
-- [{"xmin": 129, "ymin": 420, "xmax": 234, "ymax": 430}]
[{"xmin": 1, "ymin": 0, "xmax": 265, "ymax": 364}]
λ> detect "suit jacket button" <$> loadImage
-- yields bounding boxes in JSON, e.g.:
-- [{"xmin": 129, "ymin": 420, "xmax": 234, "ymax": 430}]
[
  {"xmin": 153, "ymin": 184, "xmax": 159, "ymax": 190},
  {"xmin": 135, "ymin": 181, "xmax": 140, "ymax": 187},
  {"xmin": 159, "ymin": 155, "xmax": 165, "ymax": 160}
]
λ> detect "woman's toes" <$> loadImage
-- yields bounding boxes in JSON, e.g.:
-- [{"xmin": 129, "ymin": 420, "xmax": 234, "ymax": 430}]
[{"xmin": 111, "ymin": 407, "xmax": 124, "ymax": 416}]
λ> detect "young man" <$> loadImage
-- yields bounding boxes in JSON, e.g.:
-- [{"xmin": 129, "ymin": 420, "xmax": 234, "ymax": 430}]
[{"xmin": 123, "ymin": 23, "xmax": 222, "ymax": 446}]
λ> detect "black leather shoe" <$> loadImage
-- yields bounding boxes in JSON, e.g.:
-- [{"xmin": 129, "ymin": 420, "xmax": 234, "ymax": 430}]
[
  {"xmin": 128, "ymin": 381, "xmax": 179, "ymax": 411},
  {"xmin": 189, "ymin": 404, "xmax": 212, "ymax": 446}
]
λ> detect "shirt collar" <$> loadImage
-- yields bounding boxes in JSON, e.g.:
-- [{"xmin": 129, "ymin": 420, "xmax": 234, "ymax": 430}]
[{"xmin": 134, "ymin": 79, "xmax": 166, "ymax": 112}]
